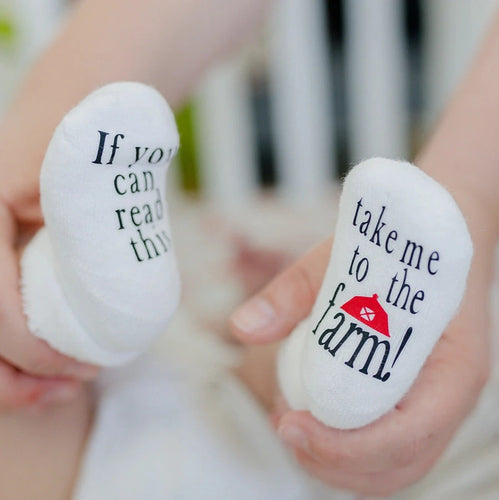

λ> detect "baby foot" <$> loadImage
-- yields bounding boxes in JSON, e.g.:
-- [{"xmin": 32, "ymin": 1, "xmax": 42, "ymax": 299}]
[
  {"xmin": 21, "ymin": 82, "xmax": 180, "ymax": 366},
  {"xmin": 278, "ymin": 158, "xmax": 473, "ymax": 429}
]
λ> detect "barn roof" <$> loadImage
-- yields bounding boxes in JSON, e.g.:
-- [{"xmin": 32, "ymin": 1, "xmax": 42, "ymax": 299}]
[{"xmin": 340, "ymin": 293, "xmax": 390, "ymax": 337}]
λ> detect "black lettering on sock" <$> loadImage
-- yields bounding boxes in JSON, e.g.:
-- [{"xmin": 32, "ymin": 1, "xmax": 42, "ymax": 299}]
[
  {"xmin": 391, "ymin": 327, "xmax": 413, "ymax": 368},
  {"xmin": 130, "ymin": 206, "xmax": 142, "ymax": 226},
  {"xmin": 128, "ymin": 147, "xmax": 149, "ymax": 168},
  {"xmin": 129, "ymin": 172, "xmax": 140, "ymax": 193},
  {"xmin": 385, "ymin": 230, "xmax": 398, "ymax": 254},
  {"xmin": 138, "ymin": 228, "xmax": 159, "ymax": 259},
  {"xmin": 92, "ymin": 130, "xmax": 109, "ymax": 164},
  {"xmin": 114, "ymin": 174, "xmax": 126, "ymax": 195},
  {"xmin": 400, "ymin": 240, "xmax": 423, "ymax": 269},
  {"xmin": 393, "ymin": 268, "xmax": 411, "ymax": 310},
  {"xmin": 161, "ymin": 230, "xmax": 171, "ymax": 245},
  {"xmin": 155, "ymin": 189, "xmax": 164, "ymax": 220},
  {"xmin": 359, "ymin": 210, "xmax": 372, "ymax": 236},
  {"xmin": 312, "ymin": 284, "xmax": 345, "ymax": 334},
  {"xmin": 143, "ymin": 170, "xmax": 154, "ymax": 191},
  {"xmin": 344, "ymin": 325, "xmax": 391, "ymax": 381},
  {"xmin": 148, "ymin": 148, "xmax": 164, "ymax": 164},
  {"xmin": 115, "ymin": 209, "xmax": 126, "ymax": 230},
  {"xmin": 143, "ymin": 204, "xmax": 153, "ymax": 224},
  {"xmin": 156, "ymin": 232, "xmax": 169, "ymax": 253},
  {"xmin": 386, "ymin": 272, "xmax": 399, "ymax": 304},
  {"xmin": 318, "ymin": 312, "xmax": 345, "ymax": 350},
  {"xmin": 369, "ymin": 206, "xmax": 386, "ymax": 247},
  {"xmin": 130, "ymin": 238, "xmax": 144, "ymax": 262},
  {"xmin": 329, "ymin": 321, "xmax": 355, "ymax": 356},
  {"xmin": 428, "ymin": 251, "xmax": 440, "ymax": 275},
  {"xmin": 107, "ymin": 134, "xmax": 124, "ymax": 165},
  {"xmin": 353, "ymin": 198, "xmax": 363, "ymax": 226}
]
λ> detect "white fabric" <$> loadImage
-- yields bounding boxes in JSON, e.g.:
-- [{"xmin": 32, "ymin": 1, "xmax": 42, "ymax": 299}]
[
  {"xmin": 278, "ymin": 158, "xmax": 473, "ymax": 429},
  {"xmin": 72, "ymin": 311, "xmax": 337, "ymax": 500},
  {"xmin": 70, "ymin": 210, "xmax": 498, "ymax": 500},
  {"xmin": 21, "ymin": 82, "xmax": 181, "ymax": 365}
]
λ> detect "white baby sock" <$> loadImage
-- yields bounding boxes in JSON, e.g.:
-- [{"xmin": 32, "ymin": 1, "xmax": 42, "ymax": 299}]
[
  {"xmin": 21, "ymin": 82, "xmax": 181, "ymax": 366},
  {"xmin": 278, "ymin": 158, "xmax": 473, "ymax": 429}
]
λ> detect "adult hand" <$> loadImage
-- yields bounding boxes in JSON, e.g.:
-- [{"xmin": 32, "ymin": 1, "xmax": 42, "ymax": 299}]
[
  {"xmin": 0, "ymin": 147, "xmax": 99, "ymax": 411},
  {"xmin": 0, "ymin": 0, "xmax": 276, "ymax": 411},
  {"xmin": 230, "ymin": 189, "xmax": 494, "ymax": 496}
]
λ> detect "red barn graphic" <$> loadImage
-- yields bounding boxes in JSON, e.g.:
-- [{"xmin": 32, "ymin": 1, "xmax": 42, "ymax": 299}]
[{"xmin": 340, "ymin": 294, "xmax": 390, "ymax": 338}]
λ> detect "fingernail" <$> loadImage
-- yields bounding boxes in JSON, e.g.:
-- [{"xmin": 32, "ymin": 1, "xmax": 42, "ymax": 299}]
[
  {"xmin": 278, "ymin": 424, "xmax": 309, "ymax": 452},
  {"xmin": 39, "ymin": 386, "xmax": 78, "ymax": 404},
  {"xmin": 231, "ymin": 297, "xmax": 277, "ymax": 334},
  {"xmin": 64, "ymin": 364, "xmax": 100, "ymax": 380}
]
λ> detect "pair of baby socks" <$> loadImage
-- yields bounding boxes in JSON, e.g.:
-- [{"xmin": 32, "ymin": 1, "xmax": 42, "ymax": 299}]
[
  {"xmin": 278, "ymin": 158, "xmax": 473, "ymax": 429},
  {"xmin": 21, "ymin": 82, "xmax": 181, "ymax": 365},
  {"xmin": 20, "ymin": 83, "xmax": 473, "ymax": 432}
]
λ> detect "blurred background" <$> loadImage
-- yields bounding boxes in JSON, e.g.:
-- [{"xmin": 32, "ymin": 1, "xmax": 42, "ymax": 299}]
[{"xmin": 1, "ymin": 0, "xmax": 498, "ymax": 204}]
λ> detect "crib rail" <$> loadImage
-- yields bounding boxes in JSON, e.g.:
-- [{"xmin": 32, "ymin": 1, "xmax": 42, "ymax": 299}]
[
  {"xmin": 0, "ymin": 0, "xmax": 497, "ymax": 206},
  {"xmin": 192, "ymin": 0, "xmax": 497, "ymax": 205}
]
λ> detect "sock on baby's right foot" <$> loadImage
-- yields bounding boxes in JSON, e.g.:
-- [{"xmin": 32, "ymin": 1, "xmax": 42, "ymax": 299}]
[{"xmin": 278, "ymin": 158, "xmax": 473, "ymax": 429}]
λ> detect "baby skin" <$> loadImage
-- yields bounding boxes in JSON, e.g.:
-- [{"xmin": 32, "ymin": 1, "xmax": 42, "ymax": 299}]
[{"xmin": 0, "ymin": 389, "xmax": 93, "ymax": 500}]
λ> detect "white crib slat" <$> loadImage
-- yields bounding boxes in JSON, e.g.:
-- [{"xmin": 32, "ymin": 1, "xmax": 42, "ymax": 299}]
[
  {"xmin": 269, "ymin": 0, "xmax": 335, "ymax": 204},
  {"xmin": 423, "ymin": 0, "xmax": 498, "ymax": 127},
  {"xmin": 345, "ymin": 0, "xmax": 408, "ymax": 162},
  {"xmin": 194, "ymin": 58, "xmax": 258, "ymax": 208}
]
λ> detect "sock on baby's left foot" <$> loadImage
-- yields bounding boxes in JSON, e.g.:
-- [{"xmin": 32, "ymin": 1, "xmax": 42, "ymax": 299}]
[
  {"xmin": 278, "ymin": 158, "xmax": 473, "ymax": 429},
  {"xmin": 21, "ymin": 82, "xmax": 181, "ymax": 366}
]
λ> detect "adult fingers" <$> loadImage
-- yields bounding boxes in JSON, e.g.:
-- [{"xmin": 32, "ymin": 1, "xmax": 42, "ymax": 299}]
[
  {"xmin": 230, "ymin": 238, "xmax": 332, "ymax": 344},
  {"xmin": 0, "ymin": 206, "xmax": 99, "ymax": 381},
  {"xmin": 295, "ymin": 447, "xmax": 442, "ymax": 497},
  {"xmin": 276, "ymin": 313, "xmax": 484, "ymax": 476},
  {"xmin": 0, "ymin": 357, "xmax": 81, "ymax": 410},
  {"xmin": 273, "ymin": 250, "xmax": 490, "ymax": 473}
]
